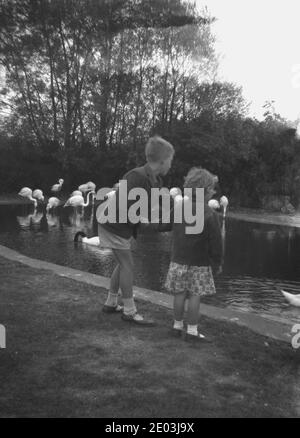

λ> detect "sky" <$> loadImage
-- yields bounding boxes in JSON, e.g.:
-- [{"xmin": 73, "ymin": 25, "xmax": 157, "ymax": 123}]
[{"xmin": 195, "ymin": 0, "xmax": 300, "ymax": 121}]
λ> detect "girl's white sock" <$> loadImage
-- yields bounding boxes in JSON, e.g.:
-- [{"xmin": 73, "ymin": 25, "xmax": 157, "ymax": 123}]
[
  {"xmin": 187, "ymin": 324, "xmax": 198, "ymax": 336},
  {"xmin": 105, "ymin": 291, "xmax": 118, "ymax": 307},
  {"xmin": 173, "ymin": 320, "xmax": 184, "ymax": 330}
]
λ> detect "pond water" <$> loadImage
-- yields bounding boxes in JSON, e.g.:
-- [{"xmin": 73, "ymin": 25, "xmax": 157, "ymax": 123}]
[{"xmin": 0, "ymin": 203, "xmax": 300, "ymax": 324}]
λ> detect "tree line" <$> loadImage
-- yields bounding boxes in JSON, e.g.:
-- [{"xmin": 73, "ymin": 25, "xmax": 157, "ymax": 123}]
[{"xmin": 0, "ymin": 0, "xmax": 300, "ymax": 210}]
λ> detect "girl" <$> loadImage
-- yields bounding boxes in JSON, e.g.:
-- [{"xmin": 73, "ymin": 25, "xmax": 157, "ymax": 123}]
[{"xmin": 164, "ymin": 167, "xmax": 223, "ymax": 341}]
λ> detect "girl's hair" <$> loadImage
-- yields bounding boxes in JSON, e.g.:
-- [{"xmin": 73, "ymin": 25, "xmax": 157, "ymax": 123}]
[
  {"xmin": 145, "ymin": 136, "xmax": 175, "ymax": 163},
  {"xmin": 183, "ymin": 167, "xmax": 218, "ymax": 192}
]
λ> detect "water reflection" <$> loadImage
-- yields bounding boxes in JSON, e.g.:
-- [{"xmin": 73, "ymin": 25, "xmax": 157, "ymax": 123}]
[{"xmin": 1, "ymin": 204, "xmax": 300, "ymax": 323}]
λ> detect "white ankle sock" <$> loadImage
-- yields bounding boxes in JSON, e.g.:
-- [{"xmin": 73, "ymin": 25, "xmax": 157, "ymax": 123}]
[
  {"xmin": 105, "ymin": 291, "xmax": 118, "ymax": 307},
  {"xmin": 173, "ymin": 320, "xmax": 184, "ymax": 330},
  {"xmin": 187, "ymin": 324, "xmax": 198, "ymax": 336},
  {"xmin": 123, "ymin": 298, "xmax": 137, "ymax": 316}
]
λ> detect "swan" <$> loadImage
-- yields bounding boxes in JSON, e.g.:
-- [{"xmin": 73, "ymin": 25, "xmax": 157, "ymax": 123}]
[
  {"xmin": 208, "ymin": 199, "xmax": 220, "ymax": 210},
  {"xmin": 32, "ymin": 189, "xmax": 44, "ymax": 202},
  {"xmin": 64, "ymin": 190, "xmax": 95, "ymax": 208},
  {"xmin": 281, "ymin": 290, "xmax": 300, "ymax": 307},
  {"xmin": 46, "ymin": 197, "xmax": 61, "ymax": 212},
  {"xmin": 220, "ymin": 195, "xmax": 229, "ymax": 218},
  {"xmin": 51, "ymin": 179, "xmax": 64, "ymax": 193},
  {"xmin": 74, "ymin": 231, "xmax": 100, "ymax": 246},
  {"xmin": 18, "ymin": 187, "xmax": 37, "ymax": 207}
]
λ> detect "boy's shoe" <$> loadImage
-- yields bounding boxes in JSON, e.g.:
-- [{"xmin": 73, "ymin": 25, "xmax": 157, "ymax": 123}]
[
  {"xmin": 184, "ymin": 332, "xmax": 212, "ymax": 343},
  {"xmin": 171, "ymin": 328, "xmax": 184, "ymax": 337},
  {"xmin": 121, "ymin": 312, "xmax": 156, "ymax": 326},
  {"xmin": 102, "ymin": 304, "xmax": 123, "ymax": 314}
]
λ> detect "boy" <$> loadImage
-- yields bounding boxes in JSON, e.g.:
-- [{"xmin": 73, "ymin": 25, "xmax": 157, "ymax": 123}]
[{"xmin": 98, "ymin": 136, "xmax": 175, "ymax": 326}]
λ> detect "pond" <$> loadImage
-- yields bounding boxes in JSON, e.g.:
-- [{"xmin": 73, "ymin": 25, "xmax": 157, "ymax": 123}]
[{"xmin": 0, "ymin": 203, "xmax": 300, "ymax": 324}]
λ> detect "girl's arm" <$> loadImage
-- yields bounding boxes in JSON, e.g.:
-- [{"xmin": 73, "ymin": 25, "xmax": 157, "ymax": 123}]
[{"xmin": 207, "ymin": 212, "xmax": 223, "ymax": 269}]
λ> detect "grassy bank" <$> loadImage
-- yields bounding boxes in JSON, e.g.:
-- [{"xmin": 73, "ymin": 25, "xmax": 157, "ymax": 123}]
[{"xmin": 0, "ymin": 256, "xmax": 299, "ymax": 418}]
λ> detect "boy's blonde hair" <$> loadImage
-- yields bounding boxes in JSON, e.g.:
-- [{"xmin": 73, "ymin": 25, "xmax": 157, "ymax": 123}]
[
  {"xmin": 145, "ymin": 136, "xmax": 175, "ymax": 163},
  {"xmin": 183, "ymin": 167, "xmax": 218, "ymax": 191}
]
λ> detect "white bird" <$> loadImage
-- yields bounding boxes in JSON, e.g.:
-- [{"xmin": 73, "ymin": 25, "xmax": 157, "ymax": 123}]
[
  {"xmin": 87, "ymin": 181, "xmax": 96, "ymax": 191},
  {"xmin": 74, "ymin": 231, "xmax": 100, "ymax": 246},
  {"xmin": 71, "ymin": 190, "xmax": 83, "ymax": 197},
  {"xmin": 220, "ymin": 195, "xmax": 229, "ymax": 218},
  {"xmin": 170, "ymin": 187, "xmax": 181, "ymax": 198},
  {"xmin": 51, "ymin": 179, "xmax": 64, "ymax": 193},
  {"xmin": 281, "ymin": 290, "xmax": 300, "ymax": 307},
  {"xmin": 18, "ymin": 187, "xmax": 37, "ymax": 207},
  {"xmin": 46, "ymin": 197, "xmax": 61, "ymax": 212},
  {"xmin": 208, "ymin": 199, "xmax": 220, "ymax": 210},
  {"xmin": 32, "ymin": 189, "xmax": 44, "ymax": 202},
  {"xmin": 31, "ymin": 211, "xmax": 43, "ymax": 226},
  {"xmin": 78, "ymin": 182, "xmax": 93, "ymax": 193},
  {"xmin": 64, "ymin": 191, "xmax": 95, "ymax": 208}
]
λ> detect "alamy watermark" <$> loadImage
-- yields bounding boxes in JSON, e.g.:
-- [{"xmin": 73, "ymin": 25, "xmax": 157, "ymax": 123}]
[
  {"xmin": 96, "ymin": 181, "xmax": 205, "ymax": 234},
  {"xmin": 0, "ymin": 325, "xmax": 6, "ymax": 349},
  {"xmin": 291, "ymin": 324, "xmax": 300, "ymax": 350}
]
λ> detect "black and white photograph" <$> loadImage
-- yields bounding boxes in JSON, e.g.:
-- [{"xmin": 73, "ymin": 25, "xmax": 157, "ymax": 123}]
[{"xmin": 0, "ymin": 0, "xmax": 299, "ymax": 420}]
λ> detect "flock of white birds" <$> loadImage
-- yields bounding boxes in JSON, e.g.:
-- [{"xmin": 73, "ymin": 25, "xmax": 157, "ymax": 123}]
[{"xmin": 18, "ymin": 179, "xmax": 96, "ymax": 212}]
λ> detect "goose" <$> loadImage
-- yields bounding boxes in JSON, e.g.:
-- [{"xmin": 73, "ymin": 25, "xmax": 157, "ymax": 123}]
[
  {"xmin": 64, "ymin": 190, "xmax": 95, "ymax": 208},
  {"xmin": 51, "ymin": 179, "xmax": 64, "ymax": 193},
  {"xmin": 281, "ymin": 290, "xmax": 300, "ymax": 307},
  {"xmin": 18, "ymin": 187, "xmax": 37, "ymax": 207},
  {"xmin": 220, "ymin": 195, "xmax": 229, "ymax": 218},
  {"xmin": 46, "ymin": 197, "xmax": 61, "ymax": 212},
  {"xmin": 74, "ymin": 231, "xmax": 100, "ymax": 246},
  {"xmin": 32, "ymin": 189, "xmax": 44, "ymax": 202}
]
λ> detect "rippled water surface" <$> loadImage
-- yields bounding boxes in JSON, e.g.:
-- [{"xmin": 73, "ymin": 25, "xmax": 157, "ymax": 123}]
[{"xmin": 0, "ymin": 203, "xmax": 300, "ymax": 324}]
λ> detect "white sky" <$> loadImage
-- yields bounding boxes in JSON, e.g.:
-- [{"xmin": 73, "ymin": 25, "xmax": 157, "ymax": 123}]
[{"xmin": 195, "ymin": 0, "xmax": 300, "ymax": 121}]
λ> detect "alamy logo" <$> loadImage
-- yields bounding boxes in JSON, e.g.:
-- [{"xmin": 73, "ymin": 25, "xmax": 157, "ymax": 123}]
[
  {"xmin": 291, "ymin": 324, "xmax": 300, "ymax": 350},
  {"xmin": 96, "ymin": 181, "xmax": 205, "ymax": 235},
  {"xmin": 0, "ymin": 325, "xmax": 6, "ymax": 349}
]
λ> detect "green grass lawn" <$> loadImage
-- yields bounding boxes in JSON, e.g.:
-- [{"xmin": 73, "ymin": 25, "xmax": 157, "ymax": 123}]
[{"xmin": 0, "ymin": 256, "xmax": 299, "ymax": 418}]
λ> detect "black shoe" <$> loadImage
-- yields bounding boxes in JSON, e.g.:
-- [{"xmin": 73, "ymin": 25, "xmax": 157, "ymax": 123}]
[
  {"xmin": 121, "ymin": 313, "xmax": 156, "ymax": 326},
  {"xmin": 102, "ymin": 304, "xmax": 123, "ymax": 314}
]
